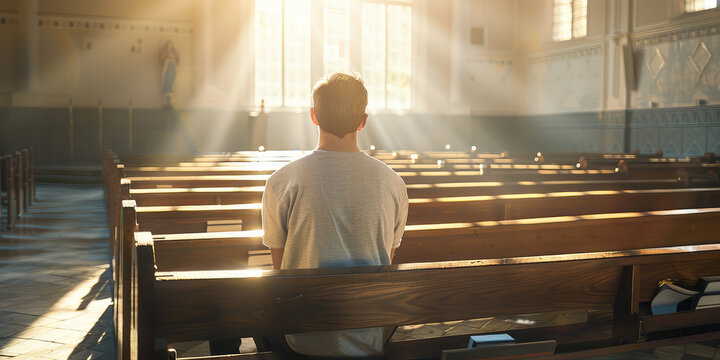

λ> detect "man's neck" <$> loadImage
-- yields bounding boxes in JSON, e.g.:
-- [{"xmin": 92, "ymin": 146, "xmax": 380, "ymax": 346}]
[{"xmin": 316, "ymin": 129, "xmax": 360, "ymax": 152}]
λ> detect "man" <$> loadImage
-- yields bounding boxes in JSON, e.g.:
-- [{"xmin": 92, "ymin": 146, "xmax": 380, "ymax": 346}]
[{"xmin": 262, "ymin": 72, "xmax": 409, "ymax": 358}]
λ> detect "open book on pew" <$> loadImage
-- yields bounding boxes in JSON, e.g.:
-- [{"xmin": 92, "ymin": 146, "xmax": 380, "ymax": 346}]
[
  {"xmin": 651, "ymin": 276, "xmax": 720, "ymax": 315},
  {"xmin": 697, "ymin": 275, "xmax": 720, "ymax": 294},
  {"xmin": 651, "ymin": 282, "xmax": 698, "ymax": 315}
]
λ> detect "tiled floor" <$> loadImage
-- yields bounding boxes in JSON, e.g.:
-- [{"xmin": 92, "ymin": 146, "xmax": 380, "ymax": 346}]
[{"xmin": 0, "ymin": 185, "xmax": 114, "ymax": 359}]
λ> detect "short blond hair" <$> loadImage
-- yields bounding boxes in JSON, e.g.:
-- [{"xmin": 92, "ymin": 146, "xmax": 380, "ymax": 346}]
[{"xmin": 312, "ymin": 72, "xmax": 368, "ymax": 138}]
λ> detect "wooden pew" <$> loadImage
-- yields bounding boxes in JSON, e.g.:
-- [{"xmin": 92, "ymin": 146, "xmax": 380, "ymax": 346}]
[
  {"xmin": 129, "ymin": 188, "xmax": 720, "ymax": 234},
  {"xmin": 130, "ymin": 234, "xmax": 720, "ymax": 359},
  {"xmin": 0, "ymin": 147, "xmax": 35, "ymax": 232},
  {"xmin": 124, "ymin": 165, "xmax": 720, "ymax": 189},
  {"xmin": 107, "ymin": 150, "xmax": 720, "ymax": 358},
  {"xmin": 28, "ymin": 146, "xmax": 35, "ymax": 203},
  {"xmin": 115, "ymin": 204, "xmax": 720, "ymax": 360},
  {"xmin": 122, "ymin": 162, "xmax": 720, "ymax": 188},
  {"xmin": 405, "ymin": 179, "xmax": 686, "ymax": 198},
  {"xmin": 115, "ymin": 186, "xmax": 720, "ymax": 358},
  {"xmin": 121, "ymin": 203, "xmax": 720, "ymax": 271},
  {"xmin": 407, "ymin": 188, "xmax": 720, "ymax": 224},
  {"xmin": 21, "ymin": 148, "xmax": 31, "ymax": 208},
  {"xmin": 14, "ymin": 151, "xmax": 24, "ymax": 216},
  {"xmin": 123, "ymin": 171, "xmax": 629, "ymax": 189},
  {"xmin": 127, "ymin": 179, "xmax": 690, "ymax": 206},
  {"xmin": 1, "ymin": 154, "xmax": 16, "ymax": 230}
]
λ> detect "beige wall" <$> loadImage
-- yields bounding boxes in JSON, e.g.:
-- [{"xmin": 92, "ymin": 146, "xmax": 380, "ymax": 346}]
[
  {"xmin": 450, "ymin": 0, "xmax": 522, "ymax": 115},
  {"xmin": 0, "ymin": 13, "xmax": 18, "ymax": 94},
  {"xmin": 2, "ymin": 0, "xmax": 720, "ymax": 114}
]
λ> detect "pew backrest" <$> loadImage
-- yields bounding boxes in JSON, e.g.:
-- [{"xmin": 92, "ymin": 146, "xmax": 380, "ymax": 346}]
[{"xmin": 131, "ymin": 233, "xmax": 720, "ymax": 359}]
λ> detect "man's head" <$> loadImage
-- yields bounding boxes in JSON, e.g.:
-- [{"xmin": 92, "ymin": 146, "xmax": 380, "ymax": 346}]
[{"xmin": 311, "ymin": 72, "xmax": 368, "ymax": 139}]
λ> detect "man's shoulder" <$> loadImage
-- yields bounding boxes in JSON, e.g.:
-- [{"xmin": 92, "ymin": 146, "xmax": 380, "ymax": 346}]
[
  {"xmin": 362, "ymin": 154, "xmax": 404, "ymax": 180},
  {"xmin": 267, "ymin": 154, "xmax": 314, "ymax": 185}
]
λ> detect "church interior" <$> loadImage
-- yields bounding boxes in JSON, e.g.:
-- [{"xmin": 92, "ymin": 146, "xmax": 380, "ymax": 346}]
[{"xmin": 2, "ymin": 0, "xmax": 720, "ymax": 359}]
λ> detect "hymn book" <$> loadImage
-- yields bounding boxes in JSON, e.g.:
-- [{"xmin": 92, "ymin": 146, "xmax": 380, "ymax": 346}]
[
  {"xmin": 693, "ymin": 276, "xmax": 720, "ymax": 310},
  {"xmin": 650, "ymin": 283, "xmax": 698, "ymax": 315}
]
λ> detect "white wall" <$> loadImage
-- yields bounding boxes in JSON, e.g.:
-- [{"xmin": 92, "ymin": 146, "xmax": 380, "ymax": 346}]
[
  {"xmin": 517, "ymin": 0, "xmax": 720, "ymax": 114},
  {"xmin": 449, "ymin": 0, "xmax": 522, "ymax": 115}
]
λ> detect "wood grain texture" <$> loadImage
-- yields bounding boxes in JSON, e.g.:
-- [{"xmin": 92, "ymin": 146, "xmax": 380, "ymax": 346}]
[
  {"xmin": 154, "ymin": 236, "xmax": 265, "ymax": 271},
  {"xmin": 640, "ymin": 307, "xmax": 720, "ymax": 333},
  {"xmin": 126, "ymin": 172, "xmax": 632, "ymax": 189},
  {"xmin": 137, "ymin": 208, "xmax": 262, "ymax": 234},
  {"xmin": 128, "ymin": 179, "xmax": 688, "ymax": 207},
  {"xmin": 397, "ymin": 211, "xmax": 720, "ymax": 262},
  {"xmin": 407, "ymin": 188, "xmax": 720, "ymax": 224},
  {"xmin": 150, "ymin": 247, "xmax": 720, "ymax": 342},
  {"xmin": 118, "ymin": 202, "xmax": 137, "ymax": 360},
  {"xmin": 407, "ymin": 179, "xmax": 685, "ymax": 198}
]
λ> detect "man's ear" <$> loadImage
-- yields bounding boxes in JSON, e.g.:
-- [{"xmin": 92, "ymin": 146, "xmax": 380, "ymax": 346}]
[
  {"xmin": 310, "ymin": 107, "xmax": 319, "ymax": 127},
  {"xmin": 357, "ymin": 113, "xmax": 368, "ymax": 131}
]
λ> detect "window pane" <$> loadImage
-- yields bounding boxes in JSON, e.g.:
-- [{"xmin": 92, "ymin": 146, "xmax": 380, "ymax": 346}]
[
  {"xmin": 324, "ymin": 0, "xmax": 350, "ymax": 74},
  {"xmin": 387, "ymin": 4, "xmax": 412, "ymax": 110},
  {"xmin": 686, "ymin": 0, "xmax": 718, "ymax": 12},
  {"xmin": 361, "ymin": 3, "xmax": 387, "ymax": 109},
  {"xmin": 572, "ymin": 0, "xmax": 587, "ymax": 38},
  {"xmin": 284, "ymin": 0, "xmax": 311, "ymax": 107},
  {"xmin": 255, "ymin": 0, "xmax": 283, "ymax": 107},
  {"xmin": 552, "ymin": 0, "xmax": 572, "ymax": 41}
]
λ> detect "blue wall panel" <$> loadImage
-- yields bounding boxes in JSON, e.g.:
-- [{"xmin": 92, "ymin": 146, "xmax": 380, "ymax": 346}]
[{"xmin": 1, "ymin": 105, "xmax": 719, "ymax": 165}]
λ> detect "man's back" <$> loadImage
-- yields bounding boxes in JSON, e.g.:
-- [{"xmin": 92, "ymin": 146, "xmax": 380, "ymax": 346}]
[{"xmin": 262, "ymin": 150, "xmax": 408, "ymax": 356}]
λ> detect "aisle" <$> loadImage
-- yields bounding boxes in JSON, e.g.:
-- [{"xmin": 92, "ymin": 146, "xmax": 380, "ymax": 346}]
[{"xmin": 0, "ymin": 184, "xmax": 115, "ymax": 359}]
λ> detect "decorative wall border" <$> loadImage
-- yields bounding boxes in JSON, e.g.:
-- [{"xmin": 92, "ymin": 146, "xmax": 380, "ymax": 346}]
[
  {"xmin": 0, "ymin": 12, "xmax": 17, "ymax": 28},
  {"xmin": 526, "ymin": 44, "xmax": 603, "ymax": 64},
  {"xmin": 629, "ymin": 105, "xmax": 720, "ymax": 127},
  {"xmin": 632, "ymin": 21, "xmax": 720, "ymax": 48},
  {"xmin": 467, "ymin": 56, "xmax": 515, "ymax": 66},
  {"xmin": 36, "ymin": 13, "xmax": 194, "ymax": 35}
]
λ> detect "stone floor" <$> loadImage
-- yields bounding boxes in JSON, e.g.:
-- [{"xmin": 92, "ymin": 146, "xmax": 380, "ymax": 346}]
[
  {"xmin": 0, "ymin": 184, "xmax": 115, "ymax": 359},
  {"xmin": 1, "ymin": 184, "xmax": 719, "ymax": 360}
]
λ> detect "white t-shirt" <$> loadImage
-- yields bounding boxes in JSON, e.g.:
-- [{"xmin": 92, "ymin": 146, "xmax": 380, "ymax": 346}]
[{"xmin": 262, "ymin": 149, "xmax": 408, "ymax": 357}]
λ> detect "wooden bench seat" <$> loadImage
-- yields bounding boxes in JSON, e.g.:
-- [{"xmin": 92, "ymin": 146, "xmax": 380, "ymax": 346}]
[{"xmin": 129, "ymin": 235, "xmax": 720, "ymax": 359}]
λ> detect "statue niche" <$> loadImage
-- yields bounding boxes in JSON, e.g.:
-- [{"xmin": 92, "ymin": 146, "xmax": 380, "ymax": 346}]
[{"xmin": 160, "ymin": 40, "xmax": 179, "ymax": 108}]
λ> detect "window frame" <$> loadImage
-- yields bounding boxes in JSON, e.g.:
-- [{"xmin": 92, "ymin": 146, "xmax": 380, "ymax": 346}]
[
  {"xmin": 253, "ymin": 0, "xmax": 414, "ymax": 111},
  {"xmin": 685, "ymin": 0, "xmax": 718, "ymax": 13},
  {"xmin": 551, "ymin": 0, "xmax": 587, "ymax": 42}
]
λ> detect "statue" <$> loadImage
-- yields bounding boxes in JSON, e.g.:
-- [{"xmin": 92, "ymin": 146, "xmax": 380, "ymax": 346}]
[{"xmin": 160, "ymin": 41, "xmax": 179, "ymax": 108}]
